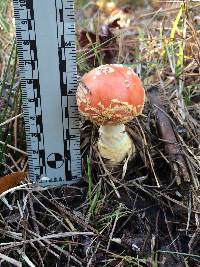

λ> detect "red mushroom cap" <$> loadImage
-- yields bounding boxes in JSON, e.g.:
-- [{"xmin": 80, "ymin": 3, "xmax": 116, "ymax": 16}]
[{"xmin": 76, "ymin": 64, "xmax": 145, "ymax": 125}]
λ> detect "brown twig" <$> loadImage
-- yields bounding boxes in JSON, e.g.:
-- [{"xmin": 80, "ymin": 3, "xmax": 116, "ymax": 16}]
[{"xmin": 148, "ymin": 86, "xmax": 190, "ymax": 185}]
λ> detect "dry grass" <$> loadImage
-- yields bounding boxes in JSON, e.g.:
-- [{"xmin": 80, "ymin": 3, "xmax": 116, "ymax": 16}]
[{"xmin": 0, "ymin": 0, "xmax": 200, "ymax": 266}]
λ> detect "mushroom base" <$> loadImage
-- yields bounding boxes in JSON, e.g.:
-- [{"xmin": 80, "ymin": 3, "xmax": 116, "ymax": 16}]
[{"xmin": 97, "ymin": 124, "xmax": 135, "ymax": 164}]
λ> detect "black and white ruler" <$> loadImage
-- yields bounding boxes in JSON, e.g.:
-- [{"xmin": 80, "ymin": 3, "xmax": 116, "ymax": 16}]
[{"xmin": 13, "ymin": 0, "xmax": 81, "ymax": 186}]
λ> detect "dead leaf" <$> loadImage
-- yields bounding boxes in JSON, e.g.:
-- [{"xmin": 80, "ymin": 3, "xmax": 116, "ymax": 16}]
[
  {"xmin": 106, "ymin": 9, "xmax": 132, "ymax": 28},
  {"xmin": 0, "ymin": 172, "xmax": 28, "ymax": 194},
  {"xmin": 96, "ymin": 0, "xmax": 118, "ymax": 15}
]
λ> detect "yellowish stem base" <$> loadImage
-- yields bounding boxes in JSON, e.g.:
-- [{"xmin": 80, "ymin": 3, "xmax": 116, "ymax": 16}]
[{"xmin": 97, "ymin": 124, "xmax": 135, "ymax": 164}]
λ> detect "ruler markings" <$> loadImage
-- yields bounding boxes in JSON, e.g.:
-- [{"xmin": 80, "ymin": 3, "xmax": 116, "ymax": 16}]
[
  {"xmin": 56, "ymin": 0, "xmax": 68, "ymax": 181},
  {"xmin": 33, "ymin": 0, "xmax": 66, "ymax": 183},
  {"xmin": 13, "ymin": 0, "xmax": 81, "ymax": 185},
  {"xmin": 29, "ymin": 1, "xmax": 43, "ymax": 180}
]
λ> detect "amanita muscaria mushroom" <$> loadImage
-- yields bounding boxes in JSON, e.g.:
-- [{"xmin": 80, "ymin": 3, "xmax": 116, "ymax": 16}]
[{"xmin": 76, "ymin": 64, "xmax": 145, "ymax": 165}]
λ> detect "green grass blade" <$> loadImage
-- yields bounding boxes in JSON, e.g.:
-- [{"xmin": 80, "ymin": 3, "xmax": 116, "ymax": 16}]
[{"xmin": 170, "ymin": 3, "xmax": 184, "ymax": 42}]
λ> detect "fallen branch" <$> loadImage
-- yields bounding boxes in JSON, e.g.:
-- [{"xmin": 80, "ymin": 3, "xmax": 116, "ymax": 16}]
[{"xmin": 148, "ymin": 86, "xmax": 190, "ymax": 184}]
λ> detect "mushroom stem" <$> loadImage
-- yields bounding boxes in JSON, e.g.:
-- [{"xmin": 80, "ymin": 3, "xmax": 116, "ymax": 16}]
[{"xmin": 97, "ymin": 124, "xmax": 135, "ymax": 164}]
